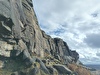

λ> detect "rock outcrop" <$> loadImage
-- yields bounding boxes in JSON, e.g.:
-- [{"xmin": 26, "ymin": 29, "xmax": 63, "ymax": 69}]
[{"xmin": 0, "ymin": 0, "xmax": 90, "ymax": 75}]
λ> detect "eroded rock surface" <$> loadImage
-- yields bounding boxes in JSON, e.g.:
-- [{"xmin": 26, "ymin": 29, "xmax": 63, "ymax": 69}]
[{"xmin": 0, "ymin": 0, "xmax": 84, "ymax": 75}]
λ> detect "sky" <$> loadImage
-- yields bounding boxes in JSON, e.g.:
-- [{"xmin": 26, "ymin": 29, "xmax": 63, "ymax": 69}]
[{"xmin": 33, "ymin": 0, "xmax": 100, "ymax": 64}]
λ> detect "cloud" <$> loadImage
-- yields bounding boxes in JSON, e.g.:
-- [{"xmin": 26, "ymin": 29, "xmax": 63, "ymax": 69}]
[
  {"xmin": 33, "ymin": 0, "xmax": 100, "ymax": 64},
  {"xmin": 96, "ymin": 51, "xmax": 100, "ymax": 57},
  {"xmin": 84, "ymin": 33, "xmax": 100, "ymax": 48},
  {"xmin": 79, "ymin": 48, "xmax": 100, "ymax": 64}
]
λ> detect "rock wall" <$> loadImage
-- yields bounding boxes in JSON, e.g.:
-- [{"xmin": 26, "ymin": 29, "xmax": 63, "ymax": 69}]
[
  {"xmin": 0, "ymin": 0, "xmax": 79, "ymax": 62},
  {"xmin": 0, "ymin": 0, "xmax": 82, "ymax": 75}
]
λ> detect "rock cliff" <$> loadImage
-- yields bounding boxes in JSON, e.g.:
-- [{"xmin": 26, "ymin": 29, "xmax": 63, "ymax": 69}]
[{"xmin": 0, "ymin": 0, "xmax": 90, "ymax": 75}]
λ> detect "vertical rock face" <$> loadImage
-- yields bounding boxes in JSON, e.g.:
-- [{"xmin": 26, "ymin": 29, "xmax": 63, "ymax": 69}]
[
  {"xmin": 0, "ymin": 0, "xmax": 82, "ymax": 75},
  {"xmin": 0, "ymin": 0, "xmax": 79, "ymax": 61}
]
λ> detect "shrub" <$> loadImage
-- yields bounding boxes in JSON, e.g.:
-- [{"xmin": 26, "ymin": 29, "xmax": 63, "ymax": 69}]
[{"xmin": 68, "ymin": 63, "xmax": 91, "ymax": 75}]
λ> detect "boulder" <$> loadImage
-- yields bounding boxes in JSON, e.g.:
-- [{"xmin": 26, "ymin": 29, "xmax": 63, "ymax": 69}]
[
  {"xmin": 46, "ymin": 66, "xmax": 58, "ymax": 75},
  {"xmin": 71, "ymin": 50, "xmax": 79, "ymax": 62},
  {"xmin": 29, "ymin": 67, "xmax": 39, "ymax": 75},
  {"xmin": 11, "ymin": 72, "xmax": 19, "ymax": 75},
  {"xmin": 11, "ymin": 71, "xmax": 26, "ymax": 75},
  {"xmin": 0, "ymin": 60, "xmax": 4, "ymax": 69},
  {"xmin": 53, "ymin": 64, "xmax": 72, "ymax": 74},
  {"xmin": 0, "ymin": 40, "xmax": 13, "ymax": 57},
  {"xmin": 36, "ymin": 58, "xmax": 50, "ymax": 74},
  {"xmin": 22, "ymin": 50, "xmax": 34, "ymax": 67}
]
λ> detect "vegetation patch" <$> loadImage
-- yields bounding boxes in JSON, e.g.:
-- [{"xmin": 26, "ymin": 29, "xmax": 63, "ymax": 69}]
[{"xmin": 68, "ymin": 63, "xmax": 91, "ymax": 75}]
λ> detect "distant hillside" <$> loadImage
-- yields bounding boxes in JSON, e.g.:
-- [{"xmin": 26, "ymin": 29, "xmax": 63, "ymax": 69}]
[{"xmin": 86, "ymin": 64, "xmax": 100, "ymax": 70}]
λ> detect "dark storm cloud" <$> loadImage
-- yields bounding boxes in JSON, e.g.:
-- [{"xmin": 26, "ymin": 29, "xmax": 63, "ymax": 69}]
[
  {"xmin": 96, "ymin": 52, "xmax": 100, "ymax": 57},
  {"xmin": 84, "ymin": 33, "xmax": 100, "ymax": 48},
  {"xmin": 91, "ymin": 13, "xmax": 98, "ymax": 17}
]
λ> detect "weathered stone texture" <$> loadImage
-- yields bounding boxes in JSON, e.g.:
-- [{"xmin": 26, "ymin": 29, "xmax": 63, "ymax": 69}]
[{"xmin": 0, "ymin": 0, "xmax": 80, "ymax": 75}]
